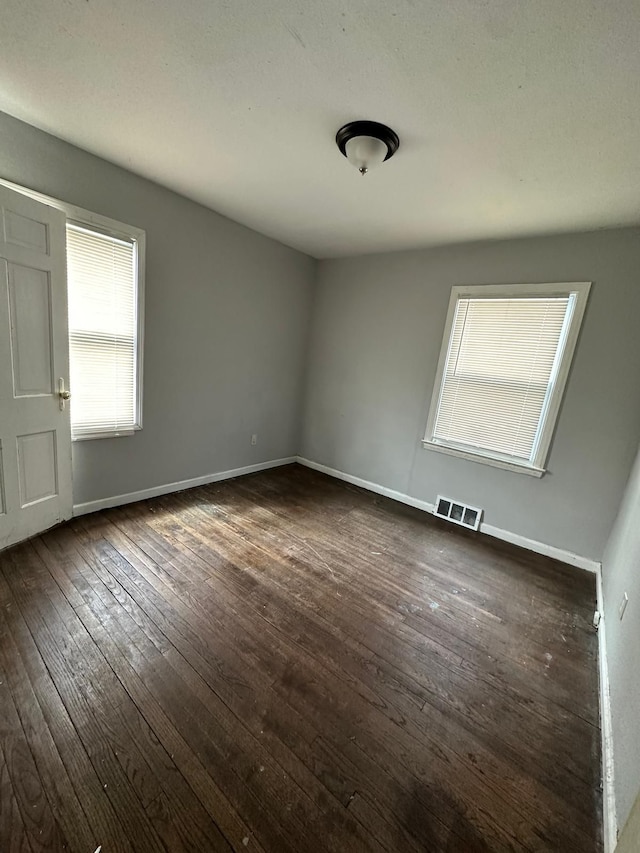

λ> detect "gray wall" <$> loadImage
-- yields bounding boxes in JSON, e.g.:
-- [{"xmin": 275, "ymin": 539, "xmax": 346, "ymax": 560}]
[
  {"xmin": 301, "ymin": 229, "xmax": 640, "ymax": 562},
  {"xmin": 617, "ymin": 787, "xmax": 640, "ymax": 853},
  {"xmin": 0, "ymin": 112, "xmax": 315, "ymax": 505},
  {"xmin": 602, "ymin": 445, "xmax": 640, "ymax": 833}
]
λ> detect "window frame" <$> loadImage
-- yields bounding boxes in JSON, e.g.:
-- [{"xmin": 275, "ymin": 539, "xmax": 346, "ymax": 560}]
[
  {"xmin": 422, "ymin": 281, "xmax": 591, "ymax": 477},
  {"xmin": 0, "ymin": 178, "xmax": 145, "ymax": 441}
]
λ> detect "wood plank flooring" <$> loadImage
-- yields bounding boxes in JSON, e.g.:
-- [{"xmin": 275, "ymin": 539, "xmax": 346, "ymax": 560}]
[{"xmin": 0, "ymin": 463, "xmax": 601, "ymax": 852}]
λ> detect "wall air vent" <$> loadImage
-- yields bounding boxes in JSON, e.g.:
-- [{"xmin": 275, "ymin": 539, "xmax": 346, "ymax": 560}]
[{"xmin": 434, "ymin": 495, "xmax": 482, "ymax": 531}]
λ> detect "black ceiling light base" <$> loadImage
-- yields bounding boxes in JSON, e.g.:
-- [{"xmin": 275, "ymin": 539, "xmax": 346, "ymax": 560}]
[{"xmin": 336, "ymin": 120, "xmax": 400, "ymax": 162}]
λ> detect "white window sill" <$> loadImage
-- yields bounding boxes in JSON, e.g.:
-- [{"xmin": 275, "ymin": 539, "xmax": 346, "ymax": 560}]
[
  {"xmin": 421, "ymin": 439, "xmax": 545, "ymax": 478},
  {"xmin": 72, "ymin": 427, "xmax": 139, "ymax": 442}
]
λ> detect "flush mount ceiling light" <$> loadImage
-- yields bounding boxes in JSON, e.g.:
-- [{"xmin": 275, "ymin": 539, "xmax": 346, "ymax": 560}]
[{"xmin": 336, "ymin": 120, "xmax": 400, "ymax": 175}]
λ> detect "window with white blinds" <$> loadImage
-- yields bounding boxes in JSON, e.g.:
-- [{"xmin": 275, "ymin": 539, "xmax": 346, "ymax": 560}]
[
  {"xmin": 66, "ymin": 221, "xmax": 143, "ymax": 439},
  {"xmin": 423, "ymin": 283, "xmax": 591, "ymax": 475}
]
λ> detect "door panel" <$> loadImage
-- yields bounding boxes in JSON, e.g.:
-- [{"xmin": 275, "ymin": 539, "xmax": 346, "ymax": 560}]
[
  {"xmin": 8, "ymin": 262, "xmax": 54, "ymax": 396},
  {"xmin": 0, "ymin": 186, "xmax": 72, "ymax": 550},
  {"xmin": 17, "ymin": 430, "xmax": 58, "ymax": 506},
  {"xmin": 4, "ymin": 208, "xmax": 50, "ymax": 253}
]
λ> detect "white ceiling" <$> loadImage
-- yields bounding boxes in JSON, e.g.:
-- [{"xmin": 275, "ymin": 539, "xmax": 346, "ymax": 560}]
[{"xmin": 1, "ymin": 1, "xmax": 639, "ymax": 258}]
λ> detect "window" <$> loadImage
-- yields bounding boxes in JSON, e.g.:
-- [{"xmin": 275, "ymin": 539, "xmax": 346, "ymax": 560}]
[
  {"xmin": 66, "ymin": 220, "xmax": 144, "ymax": 439},
  {"xmin": 423, "ymin": 282, "xmax": 591, "ymax": 476}
]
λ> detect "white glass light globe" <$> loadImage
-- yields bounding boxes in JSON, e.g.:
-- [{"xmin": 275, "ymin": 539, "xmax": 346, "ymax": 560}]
[{"xmin": 344, "ymin": 135, "xmax": 388, "ymax": 174}]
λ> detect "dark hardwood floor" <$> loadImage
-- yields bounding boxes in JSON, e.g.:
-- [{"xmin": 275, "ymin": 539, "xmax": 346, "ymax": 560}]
[{"xmin": 0, "ymin": 463, "xmax": 601, "ymax": 852}]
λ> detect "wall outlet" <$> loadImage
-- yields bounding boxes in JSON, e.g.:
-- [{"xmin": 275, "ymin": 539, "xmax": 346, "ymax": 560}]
[
  {"xmin": 251, "ymin": 434, "xmax": 257, "ymax": 446},
  {"xmin": 619, "ymin": 592, "xmax": 629, "ymax": 620}
]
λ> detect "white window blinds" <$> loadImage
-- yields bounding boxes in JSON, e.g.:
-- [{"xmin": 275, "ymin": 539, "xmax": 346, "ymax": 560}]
[
  {"xmin": 432, "ymin": 295, "xmax": 574, "ymax": 463},
  {"xmin": 66, "ymin": 223, "xmax": 138, "ymax": 437}
]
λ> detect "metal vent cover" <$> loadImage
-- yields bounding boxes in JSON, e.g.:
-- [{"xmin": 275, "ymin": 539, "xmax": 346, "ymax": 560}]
[{"xmin": 434, "ymin": 495, "xmax": 482, "ymax": 531}]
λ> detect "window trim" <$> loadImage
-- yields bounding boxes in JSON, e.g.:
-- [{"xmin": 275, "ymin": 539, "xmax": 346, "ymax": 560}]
[
  {"xmin": 0, "ymin": 178, "xmax": 145, "ymax": 441},
  {"xmin": 422, "ymin": 281, "xmax": 591, "ymax": 476}
]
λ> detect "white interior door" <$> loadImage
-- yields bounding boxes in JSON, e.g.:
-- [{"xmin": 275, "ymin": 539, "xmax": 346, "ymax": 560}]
[{"xmin": 0, "ymin": 185, "xmax": 72, "ymax": 550}]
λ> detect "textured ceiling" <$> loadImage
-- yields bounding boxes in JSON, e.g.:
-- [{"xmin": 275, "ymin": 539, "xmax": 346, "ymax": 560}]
[{"xmin": 1, "ymin": 1, "xmax": 639, "ymax": 258}]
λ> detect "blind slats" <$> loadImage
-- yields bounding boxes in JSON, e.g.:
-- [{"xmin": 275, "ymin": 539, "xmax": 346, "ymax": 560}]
[
  {"xmin": 432, "ymin": 296, "xmax": 572, "ymax": 462},
  {"xmin": 66, "ymin": 224, "xmax": 138, "ymax": 436}
]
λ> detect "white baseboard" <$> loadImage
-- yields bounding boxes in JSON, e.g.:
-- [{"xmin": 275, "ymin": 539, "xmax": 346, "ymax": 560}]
[
  {"xmin": 480, "ymin": 522, "xmax": 599, "ymax": 573},
  {"xmin": 72, "ymin": 457, "xmax": 297, "ymax": 517},
  {"xmin": 295, "ymin": 456, "xmax": 600, "ymax": 573},
  {"xmin": 297, "ymin": 456, "xmax": 436, "ymax": 514},
  {"xmin": 596, "ymin": 567, "xmax": 618, "ymax": 853}
]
